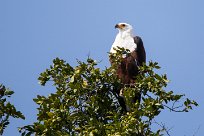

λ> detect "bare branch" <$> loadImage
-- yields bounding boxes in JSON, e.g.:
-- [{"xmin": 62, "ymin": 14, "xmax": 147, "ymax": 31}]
[
  {"xmin": 193, "ymin": 125, "xmax": 201, "ymax": 136},
  {"xmin": 153, "ymin": 120, "xmax": 173, "ymax": 136}
]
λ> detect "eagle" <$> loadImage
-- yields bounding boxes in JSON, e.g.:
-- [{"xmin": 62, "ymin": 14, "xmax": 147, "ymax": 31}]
[{"xmin": 110, "ymin": 23, "xmax": 146, "ymax": 111}]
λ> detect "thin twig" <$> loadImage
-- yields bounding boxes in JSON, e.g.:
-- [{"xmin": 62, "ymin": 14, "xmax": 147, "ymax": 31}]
[
  {"xmin": 163, "ymin": 104, "xmax": 184, "ymax": 112},
  {"xmin": 193, "ymin": 125, "xmax": 201, "ymax": 136},
  {"xmin": 153, "ymin": 120, "xmax": 172, "ymax": 136}
]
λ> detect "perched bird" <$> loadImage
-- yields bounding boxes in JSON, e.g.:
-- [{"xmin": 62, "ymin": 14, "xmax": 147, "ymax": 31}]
[{"xmin": 110, "ymin": 23, "xmax": 146, "ymax": 111}]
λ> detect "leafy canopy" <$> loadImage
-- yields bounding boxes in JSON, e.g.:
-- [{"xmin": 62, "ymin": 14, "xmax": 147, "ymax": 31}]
[
  {"xmin": 0, "ymin": 84, "xmax": 25, "ymax": 135},
  {"xmin": 19, "ymin": 48, "xmax": 198, "ymax": 136}
]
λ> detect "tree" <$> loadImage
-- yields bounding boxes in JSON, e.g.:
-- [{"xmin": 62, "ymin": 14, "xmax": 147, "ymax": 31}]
[
  {"xmin": 19, "ymin": 49, "xmax": 198, "ymax": 136},
  {"xmin": 0, "ymin": 84, "xmax": 25, "ymax": 135}
]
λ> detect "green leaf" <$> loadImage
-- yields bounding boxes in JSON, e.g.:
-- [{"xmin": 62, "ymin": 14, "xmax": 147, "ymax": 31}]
[{"xmin": 18, "ymin": 56, "xmax": 198, "ymax": 136}]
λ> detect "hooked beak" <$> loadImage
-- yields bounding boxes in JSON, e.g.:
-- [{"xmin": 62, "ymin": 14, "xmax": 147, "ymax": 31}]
[{"xmin": 115, "ymin": 24, "xmax": 119, "ymax": 29}]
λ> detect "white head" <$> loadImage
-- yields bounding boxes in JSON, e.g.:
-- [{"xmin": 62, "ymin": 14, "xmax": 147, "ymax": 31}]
[{"xmin": 115, "ymin": 23, "xmax": 133, "ymax": 33}]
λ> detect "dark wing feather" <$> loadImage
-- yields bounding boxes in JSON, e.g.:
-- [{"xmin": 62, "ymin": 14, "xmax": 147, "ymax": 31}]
[
  {"xmin": 124, "ymin": 36, "xmax": 146, "ymax": 84},
  {"xmin": 133, "ymin": 36, "xmax": 146, "ymax": 66}
]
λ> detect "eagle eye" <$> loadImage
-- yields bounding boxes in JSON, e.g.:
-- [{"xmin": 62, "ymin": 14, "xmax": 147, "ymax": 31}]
[{"xmin": 122, "ymin": 24, "xmax": 126, "ymax": 27}]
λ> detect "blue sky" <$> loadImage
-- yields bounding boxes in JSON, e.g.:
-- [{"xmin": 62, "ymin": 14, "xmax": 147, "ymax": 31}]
[{"xmin": 0, "ymin": 0, "xmax": 204, "ymax": 135}]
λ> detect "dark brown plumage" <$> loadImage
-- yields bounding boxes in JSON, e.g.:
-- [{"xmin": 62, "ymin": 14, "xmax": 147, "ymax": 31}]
[{"xmin": 117, "ymin": 36, "xmax": 146, "ymax": 85}]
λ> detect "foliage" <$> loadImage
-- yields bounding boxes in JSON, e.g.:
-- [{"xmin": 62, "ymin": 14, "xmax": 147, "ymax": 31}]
[
  {"xmin": 19, "ymin": 49, "xmax": 198, "ymax": 136},
  {"xmin": 0, "ymin": 84, "xmax": 25, "ymax": 135}
]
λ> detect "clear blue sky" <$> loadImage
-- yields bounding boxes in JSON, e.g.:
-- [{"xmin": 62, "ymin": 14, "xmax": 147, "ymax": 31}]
[{"xmin": 0, "ymin": 0, "xmax": 204, "ymax": 135}]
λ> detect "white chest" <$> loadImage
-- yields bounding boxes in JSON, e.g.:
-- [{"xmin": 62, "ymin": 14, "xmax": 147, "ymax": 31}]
[{"xmin": 110, "ymin": 35, "xmax": 137, "ymax": 53}]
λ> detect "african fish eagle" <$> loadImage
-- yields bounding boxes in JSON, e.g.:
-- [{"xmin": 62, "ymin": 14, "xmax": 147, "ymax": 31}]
[{"xmin": 110, "ymin": 23, "xmax": 146, "ymax": 111}]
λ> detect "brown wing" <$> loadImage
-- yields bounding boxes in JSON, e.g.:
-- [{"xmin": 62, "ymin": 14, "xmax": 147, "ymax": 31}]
[
  {"xmin": 124, "ymin": 36, "xmax": 146, "ymax": 83},
  {"xmin": 133, "ymin": 36, "xmax": 146, "ymax": 66}
]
